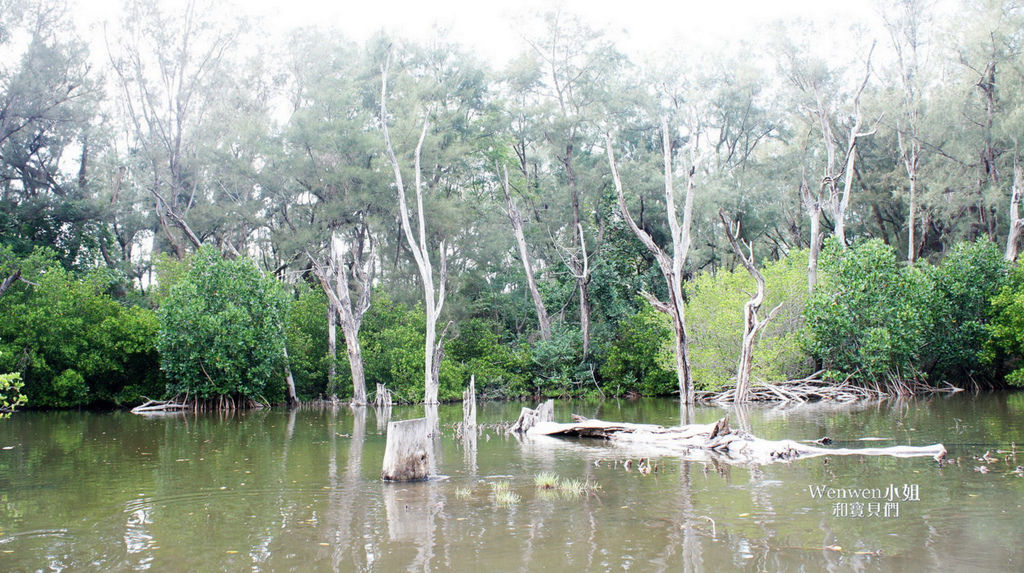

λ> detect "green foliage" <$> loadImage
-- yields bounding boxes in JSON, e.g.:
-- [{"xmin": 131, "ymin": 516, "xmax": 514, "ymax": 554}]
[
  {"xmin": 0, "ymin": 248, "xmax": 163, "ymax": 407},
  {"xmin": 927, "ymin": 238, "xmax": 1010, "ymax": 381},
  {"xmin": 987, "ymin": 264, "xmax": 1024, "ymax": 387},
  {"xmin": 0, "ymin": 369, "xmax": 26, "ymax": 417},
  {"xmin": 157, "ymin": 247, "xmax": 288, "ymax": 402},
  {"xmin": 598, "ymin": 302, "xmax": 676, "ymax": 396},
  {"xmin": 805, "ymin": 239, "xmax": 932, "ymax": 384},
  {"xmin": 445, "ymin": 318, "xmax": 529, "ymax": 400},
  {"xmin": 284, "ymin": 285, "xmax": 332, "ymax": 400},
  {"xmin": 687, "ymin": 250, "xmax": 811, "ymax": 390}
]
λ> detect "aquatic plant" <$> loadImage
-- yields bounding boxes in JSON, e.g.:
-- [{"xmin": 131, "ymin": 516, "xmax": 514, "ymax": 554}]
[{"xmin": 534, "ymin": 472, "xmax": 559, "ymax": 489}]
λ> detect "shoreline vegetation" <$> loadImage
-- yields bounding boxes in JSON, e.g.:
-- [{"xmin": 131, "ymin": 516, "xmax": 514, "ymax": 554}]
[{"xmin": 3, "ymin": 1, "xmax": 1024, "ymax": 413}]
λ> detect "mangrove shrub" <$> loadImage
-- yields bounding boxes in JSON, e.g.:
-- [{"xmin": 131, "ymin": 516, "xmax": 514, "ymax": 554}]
[{"xmin": 157, "ymin": 247, "xmax": 289, "ymax": 403}]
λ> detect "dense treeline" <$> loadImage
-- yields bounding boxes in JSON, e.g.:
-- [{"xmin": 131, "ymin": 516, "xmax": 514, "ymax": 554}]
[{"xmin": 1, "ymin": 0, "xmax": 1023, "ymax": 409}]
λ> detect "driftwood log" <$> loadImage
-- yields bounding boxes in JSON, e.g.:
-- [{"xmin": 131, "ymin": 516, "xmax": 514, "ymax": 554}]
[
  {"xmin": 510, "ymin": 399, "xmax": 554, "ymax": 433},
  {"xmin": 528, "ymin": 415, "xmax": 946, "ymax": 466},
  {"xmin": 381, "ymin": 418, "xmax": 431, "ymax": 481},
  {"xmin": 130, "ymin": 399, "xmax": 189, "ymax": 414}
]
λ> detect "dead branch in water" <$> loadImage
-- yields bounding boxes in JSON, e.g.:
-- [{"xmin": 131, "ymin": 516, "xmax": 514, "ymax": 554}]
[{"xmin": 528, "ymin": 414, "xmax": 946, "ymax": 466}]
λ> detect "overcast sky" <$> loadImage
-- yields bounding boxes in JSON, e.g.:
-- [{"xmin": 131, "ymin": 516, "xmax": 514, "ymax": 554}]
[{"xmin": 72, "ymin": 0, "xmax": 883, "ymax": 66}]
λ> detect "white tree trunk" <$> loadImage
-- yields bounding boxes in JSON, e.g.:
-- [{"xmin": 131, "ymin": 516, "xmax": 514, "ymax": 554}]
[
  {"xmin": 1007, "ymin": 164, "xmax": 1023, "ymax": 262},
  {"xmin": 380, "ymin": 60, "xmax": 447, "ymax": 404},
  {"xmin": 309, "ymin": 231, "xmax": 375, "ymax": 406}
]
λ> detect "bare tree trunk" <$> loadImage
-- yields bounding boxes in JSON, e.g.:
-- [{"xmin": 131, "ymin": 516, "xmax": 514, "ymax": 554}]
[
  {"xmin": 343, "ymin": 326, "xmax": 367, "ymax": 406},
  {"xmin": 326, "ymin": 302, "xmax": 338, "ymax": 400},
  {"xmin": 309, "ymin": 231, "xmax": 375, "ymax": 406},
  {"xmin": 606, "ymin": 117, "xmax": 698, "ymax": 404},
  {"xmin": 719, "ymin": 210, "xmax": 784, "ymax": 403},
  {"xmin": 380, "ymin": 59, "xmax": 447, "ymax": 405},
  {"xmin": 834, "ymin": 43, "xmax": 876, "ymax": 248},
  {"xmin": 501, "ymin": 166, "xmax": 552, "ymax": 340},
  {"xmin": 801, "ymin": 177, "xmax": 822, "ymax": 293},
  {"xmin": 1007, "ymin": 163, "xmax": 1023, "ymax": 262}
]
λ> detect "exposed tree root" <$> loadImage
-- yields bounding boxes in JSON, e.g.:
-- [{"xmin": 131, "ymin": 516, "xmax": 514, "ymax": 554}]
[{"xmin": 697, "ymin": 371, "xmax": 963, "ymax": 404}]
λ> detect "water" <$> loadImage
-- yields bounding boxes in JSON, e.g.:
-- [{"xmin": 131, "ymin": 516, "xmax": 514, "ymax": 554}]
[{"xmin": 1, "ymin": 394, "xmax": 1022, "ymax": 572}]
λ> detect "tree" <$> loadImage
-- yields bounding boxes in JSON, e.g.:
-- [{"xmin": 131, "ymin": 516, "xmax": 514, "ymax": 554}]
[
  {"xmin": 380, "ymin": 54, "xmax": 449, "ymax": 405},
  {"xmin": 718, "ymin": 210, "xmax": 783, "ymax": 402},
  {"xmin": 0, "ymin": 0, "xmax": 101, "ymax": 268},
  {"xmin": 107, "ymin": 0, "xmax": 244, "ymax": 259},
  {"xmin": 607, "ymin": 118, "xmax": 699, "ymax": 404},
  {"xmin": 157, "ymin": 247, "xmax": 290, "ymax": 405}
]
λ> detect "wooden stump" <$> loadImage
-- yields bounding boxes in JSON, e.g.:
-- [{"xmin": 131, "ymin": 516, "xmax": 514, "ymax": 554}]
[
  {"xmin": 381, "ymin": 418, "xmax": 431, "ymax": 481},
  {"xmin": 511, "ymin": 399, "xmax": 554, "ymax": 433}
]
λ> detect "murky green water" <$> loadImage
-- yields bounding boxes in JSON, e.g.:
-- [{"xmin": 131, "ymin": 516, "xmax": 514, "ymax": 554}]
[{"xmin": 1, "ymin": 394, "xmax": 1022, "ymax": 572}]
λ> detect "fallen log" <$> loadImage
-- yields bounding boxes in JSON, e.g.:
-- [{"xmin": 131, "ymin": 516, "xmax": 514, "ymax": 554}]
[
  {"xmin": 528, "ymin": 415, "xmax": 946, "ymax": 466},
  {"xmin": 130, "ymin": 399, "xmax": 189, "ymax": 414}
]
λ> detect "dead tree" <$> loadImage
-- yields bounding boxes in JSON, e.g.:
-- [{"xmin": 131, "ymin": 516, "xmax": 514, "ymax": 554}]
[
  {"xmin": 606, "ymin": 117, "xmax": 699, "ymax": 404},
  {"xmin": 718, "ymin": 210, "xmax": 784, "ymax": 403},
  {"xmin": 501, "ymin": 165, "xmax": 552, "ymax": 341},
  {"xmin": 380, "ymin": 58, "xmax": 448, "ymax": 405},
  {"xmin": 1006, "ymin": 163, "xmax": 1023, "ymax": 262},
  {"xmin": 833, "ymin": 43, "xmax": 877, "ymax": 247},
  {"xmin": 309, "ymin": 231, "xmax": 375, "ymax": 405}
]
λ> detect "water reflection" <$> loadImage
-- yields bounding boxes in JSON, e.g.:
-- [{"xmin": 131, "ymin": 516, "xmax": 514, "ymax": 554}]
[{"xmin": 1, "ymin": 395, "xmax": 1022, "ymax": 571}]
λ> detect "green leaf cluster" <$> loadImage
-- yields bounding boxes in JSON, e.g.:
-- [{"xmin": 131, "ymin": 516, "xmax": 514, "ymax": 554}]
[
  {"xmin": 0, "ymin": 248, "xmax": 163, "ymax": 407},
  {"xmin": 686, "ymin": 250, "xmax": 812, "ymax": 390},
  {"xmin": 156, "ymin": 247, "xmax": 288, "ymax": 402},
  {"xmin": 805, "ymin": 239, "xmax": 932, "ymax": 383},
  {"xmin": 987, "ymin": 264, "xmax": 1024, "ymax": 387},
  {"xmin": 805, "ymin": 238, "xmax": 1009, "ymax": 387}
]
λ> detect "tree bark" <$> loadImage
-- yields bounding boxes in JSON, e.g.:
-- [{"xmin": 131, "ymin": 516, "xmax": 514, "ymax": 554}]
[
  {"xmin": 326, "ymin": 302, "xmax": 338, "ymax": 399},
  {"xmin": 309, "ymin": 231, "xmax": 375, "ymax": 406},
  {"xmin": 801, "ymin": 176, "xmax": 822, "ymax": 293},
  {"xmin": 833, "ymin": 43, "xmax": 875, "ymax": 248},
  {"xmin": 606, "ymin": 118, "xmax": 697, "ymax": 404},
  {"xmin": 528, "ymin": 415, "xmax": 947, "ymax": 466}
]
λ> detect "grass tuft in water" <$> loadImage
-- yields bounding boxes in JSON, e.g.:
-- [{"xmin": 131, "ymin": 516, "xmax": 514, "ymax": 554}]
[
  {"xmin": 490, "ymin": 481, "xmax": 520, "ymax": 506},
  {"xmin": 454, "ymin": 486, "xmax": 472, "ymax": 499},
  {"xmin": 558, "ymin": 478, "xmax": 601, "ymax": 497},
  {"xmin": 534, "ymin": 472, "xmax": 559, "ymax": 489}
]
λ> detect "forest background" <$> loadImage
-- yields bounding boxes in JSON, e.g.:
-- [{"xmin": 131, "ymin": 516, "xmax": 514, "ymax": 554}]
[{"xmin": 2, "ymin": 0, "xmax": 1024, "ymax": 410}]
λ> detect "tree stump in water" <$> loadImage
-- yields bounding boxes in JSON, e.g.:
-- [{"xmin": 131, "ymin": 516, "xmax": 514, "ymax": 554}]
[
  {"xmin": 381, "ymin": 418, "xmax": 431, "ymax": 481},
  {"xmin": 463, "ymin": 375, "xmax": 476, "ymax": 429},
  {"xmin": 510, "ymin": 399, "xmax": 554, "ymax": 433}
]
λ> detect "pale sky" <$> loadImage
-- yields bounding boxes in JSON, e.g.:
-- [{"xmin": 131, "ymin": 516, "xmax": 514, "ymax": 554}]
[{"xmin": 71, "ymin": 0, "xmax": 883, "ymax": 66}]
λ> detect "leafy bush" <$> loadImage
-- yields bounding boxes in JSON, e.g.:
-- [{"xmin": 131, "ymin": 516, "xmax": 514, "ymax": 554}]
[
  {"xmin": 0, "ymin": 248, "xmax": 163, "ymax": 407},
  {"xmin": 284, "ymin": 285, "xmax": 332, "ymax": 400},
  {"xmin": 0, "ymin": 370, "xmax": 26, "ymax": 417},
  {"xmin": 804, "ymin": 239, "xmax": 932, "ymax": 385},
  {"xmin": 686, "ymin": 250, "xmax": 811, "ymax": 390},
  {"xmin": 598, "ymin": 302, "xmax": 676, "ymax": 396},
  {"xmin": 987, "ymin": 263, "xmax": 1024, "ymax": 387},
  {"xmin": 926, "ymin": 238, "xmax": 1010, "ymax": 382},
  {"xmin": 445, "ymin": 318, "xmax": 529, "ymax": 400},
  {"xmin": 157, "ymin": 247, "xmax": 289, "ymax": 403}
]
